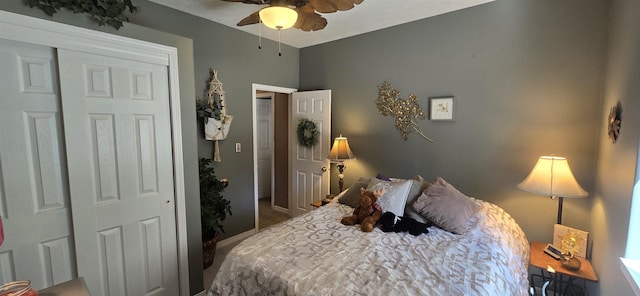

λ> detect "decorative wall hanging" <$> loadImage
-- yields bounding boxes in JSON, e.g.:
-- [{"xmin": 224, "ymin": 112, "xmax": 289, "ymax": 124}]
[
  {"xmin": 375, "ymin": 81, "xmax": 433, "ymax": 142},
  {"xmin": 608, "ymin": 102, "xmax": 622, "ymax": 144},
  {"xmin": 429, "ymin": 97, "xmax": 455, "ymax": 121},
  {"xmin": 202, "ymin": 69, "xmax": 233, "ymax": 162},
  {"xmin": 296, "ymin": 118, "xmax": 319, "ymax": 148},
  {"xmin": 27, "ymin": 0, "xmax": 138, "ymax": 29}
]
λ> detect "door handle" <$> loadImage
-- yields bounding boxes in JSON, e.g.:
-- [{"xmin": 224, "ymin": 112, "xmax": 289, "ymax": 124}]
[{"xmin": 321, "ymin": 166, "xmax": 327, "ymax": 172}]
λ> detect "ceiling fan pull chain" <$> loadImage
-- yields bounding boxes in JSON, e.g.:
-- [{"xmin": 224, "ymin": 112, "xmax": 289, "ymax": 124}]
[
  {"xmin": 278, "ymin": 28, "xmax": 282, "ymax": 56},
  {"xmin": 258, "ymin": 20, "xmax": 262, "ymax": 49}
]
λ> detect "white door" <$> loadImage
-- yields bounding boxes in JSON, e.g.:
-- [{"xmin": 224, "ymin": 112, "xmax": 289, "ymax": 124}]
[
  {"xmin": 290, "ymin": 90, "xmax": 331, "ymax": 217},
  {"xmin": 256, "ymin": 98, "xmax": 273, "ymax": 199},
  {"xmin": 0, "ymin": 39, "xmax": 76, "ymax": 289},
  {"xmin": 57, "ymin": 49, "xmax": 179, "ymax": 296}
]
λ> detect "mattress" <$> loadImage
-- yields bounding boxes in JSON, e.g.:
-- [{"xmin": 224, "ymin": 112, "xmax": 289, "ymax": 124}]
[{"xmin": 208, "ymin": 198, "xmax": 529, "ymax": 296}]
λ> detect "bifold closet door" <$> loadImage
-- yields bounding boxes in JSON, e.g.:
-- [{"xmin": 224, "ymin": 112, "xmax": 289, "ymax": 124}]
[
  {"xmin": 0, "ymin": 39, "xmax": 76, "ymax": 288},
  {"xmin": 57, "ymin": 49, "xmax": 179, "ymax": 296}
]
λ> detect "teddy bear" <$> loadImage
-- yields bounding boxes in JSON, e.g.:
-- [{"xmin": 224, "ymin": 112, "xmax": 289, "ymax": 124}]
[
  {"xmin": 377, "ymin": 211, "xmax": 432, "ymax": 236},
  {"xmin": 340, "ymin": 188, "xmax": 384, "ymax": 232}
]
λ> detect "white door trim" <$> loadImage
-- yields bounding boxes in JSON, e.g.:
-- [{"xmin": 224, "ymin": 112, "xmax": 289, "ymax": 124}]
[
  {"xmin": 0, "ymin": 11, "xmax": 190, "ymax": 295},
  {"xmin": 252, "ymin": 84, "xmax": 296, "ymax": 232}
]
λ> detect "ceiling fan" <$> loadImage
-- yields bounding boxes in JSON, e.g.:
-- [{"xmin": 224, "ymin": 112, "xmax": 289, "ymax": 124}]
[{"xmin": 221, "ymin": 0, "xmax": 364, "ymax": 31}]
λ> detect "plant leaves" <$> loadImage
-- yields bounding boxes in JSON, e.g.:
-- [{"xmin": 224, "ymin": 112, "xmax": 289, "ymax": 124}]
[
  {"xmin": 26, "ymin": 0, "xmax": 139, "ymax": 30},
  {"xmin": 199, "ymin": 158, "xmax": 232, "ymax": 236}
]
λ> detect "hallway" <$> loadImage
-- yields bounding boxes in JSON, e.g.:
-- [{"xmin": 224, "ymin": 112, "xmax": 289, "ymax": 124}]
[{"xmin": 258, "ymin": 197, "xmax": 290, "ymax": 229}]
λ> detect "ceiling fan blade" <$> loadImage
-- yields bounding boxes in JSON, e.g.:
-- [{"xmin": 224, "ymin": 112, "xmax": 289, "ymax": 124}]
[
  {"xmin": 306, "ymin": 0, "xmax": 363, "ymax": 13},
  {"xmin": 221, "ymin": 0, "xmax": 263, "ymax": 3},
  {"xmin": 293, "ymin": 10, "xmax": 327, "ymax": 31},
  {"xmin": 306, "ymin": 0, "xmax": 337, "ymax": 13},
  {"xmin": 237, "ymin": 11, "xmax": 261, "ymax": 26},
  {"xmin": 297, "ymin": 3, "xmax": 316, "ymax": 13},
  {"xmin": 229, "ymin": 0, "xmax": 360, "ymax": 30},
  {"xmin": 223, "ymin": 0, "xmax": 268, "ymax": 3}
]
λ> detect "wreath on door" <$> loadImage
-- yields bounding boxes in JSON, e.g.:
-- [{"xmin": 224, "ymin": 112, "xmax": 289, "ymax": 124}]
[{"xmin": 296, "ymin": 118, "xmax": 319, "ymax": 148}]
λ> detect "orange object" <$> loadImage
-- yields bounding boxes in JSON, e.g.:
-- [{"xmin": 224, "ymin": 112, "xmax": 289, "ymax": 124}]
[{"xmin": 0, "ymin": 280, "xmax": 38, "ymax": 296}]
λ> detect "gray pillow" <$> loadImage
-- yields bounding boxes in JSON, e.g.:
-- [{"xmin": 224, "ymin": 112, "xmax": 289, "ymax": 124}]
[
  {"xmin": 403, "ymin": 177, "xmax": 430, "ymax": 224},
  {"xmin": 412, "ymin": 177, "xmax": 480, "ymax": 234},
  {"xmin": 338, "ymin": 177, "xmax": 370, "ymax": 208}
]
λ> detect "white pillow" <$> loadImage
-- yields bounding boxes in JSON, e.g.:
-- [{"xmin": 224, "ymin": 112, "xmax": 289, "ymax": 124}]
[{"xmin": 367, "ymin": 178, "xmax": 412, "ymax": 217}]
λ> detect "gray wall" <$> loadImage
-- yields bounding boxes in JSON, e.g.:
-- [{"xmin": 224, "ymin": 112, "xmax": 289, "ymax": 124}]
[
  {"xmin": 300, "ymin": 0, "xmax": 622, "ymax": 294},
  {"xmin": 127, "ymin": 0, "xmax": 300, "ymax": 240},
  {"xmin": 4, "ymin": 0, "xmax": 639, "ymax": 294},
  {"xmin": 591, "ymin": 0, "xmax": 640, "ymax": 295},
  {"xmin": 301, "ymin": 0, "xmax": 607, "ymax": 242},
  {"xmin": 0, "ymin": 1, "xmax": 298, "ymax": 294}
]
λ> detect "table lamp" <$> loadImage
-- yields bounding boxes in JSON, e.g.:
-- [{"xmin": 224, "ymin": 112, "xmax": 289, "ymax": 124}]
[
  {"xmin": 518, "ymin": 156, "xmax": 588, "ymax": 224},
  {"xmin": 327, "ymin": 134, "xmax": 355, "ymax": 192}
]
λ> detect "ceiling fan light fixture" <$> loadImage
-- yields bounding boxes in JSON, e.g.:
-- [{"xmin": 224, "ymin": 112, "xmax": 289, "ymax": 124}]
[{"xmin": 259, "ymin": 6, "xmax": 298, "ymax": 30}]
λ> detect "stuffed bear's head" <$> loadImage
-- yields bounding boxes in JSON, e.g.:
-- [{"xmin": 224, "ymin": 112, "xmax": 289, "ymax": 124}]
[{"xmin": 359, "ymin": 188, "xmax": 383, "ymax": 208}]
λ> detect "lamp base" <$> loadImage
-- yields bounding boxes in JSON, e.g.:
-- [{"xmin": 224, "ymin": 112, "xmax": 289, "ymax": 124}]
[{"xmin": 337, "ymin": 162, "xmax": 345, "ymax": 192}]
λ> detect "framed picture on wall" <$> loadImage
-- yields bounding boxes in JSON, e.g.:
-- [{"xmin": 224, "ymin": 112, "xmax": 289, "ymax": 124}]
[{"xmin": 429, "ymin": 96, "xmax": 455, "ymax": 121}]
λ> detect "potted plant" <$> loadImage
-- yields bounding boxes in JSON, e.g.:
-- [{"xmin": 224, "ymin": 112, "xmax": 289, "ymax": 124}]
[
  {"xmin": 196, "ymin": 98, "xmax": 222, "ymax": 123},
  {"xmin": 199, "ymin": 157, "xmax": 232, "ymax": 269}
]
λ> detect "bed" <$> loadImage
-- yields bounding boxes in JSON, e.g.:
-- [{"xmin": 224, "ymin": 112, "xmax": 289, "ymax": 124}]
[{"xmin": 208, "ymin": 177, "xmax": 530, "ymax": 296}]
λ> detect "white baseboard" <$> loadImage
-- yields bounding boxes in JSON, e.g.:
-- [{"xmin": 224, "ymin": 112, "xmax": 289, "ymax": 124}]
[
  {"xmin": 216, "ymin": 229, "xmax": 256, "ymax": 249},
  {"xmin": 272, "ymin": 205, "xmax": 290, "ymax": 214},
  {"xmin": 193, "ymin": 290, "xmax": 207, "ymax": 296}
]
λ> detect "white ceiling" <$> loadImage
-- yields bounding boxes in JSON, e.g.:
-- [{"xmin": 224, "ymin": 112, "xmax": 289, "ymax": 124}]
[{"xmin": 148, "ymin": 0, "xmax": 494, "ymax": 48}]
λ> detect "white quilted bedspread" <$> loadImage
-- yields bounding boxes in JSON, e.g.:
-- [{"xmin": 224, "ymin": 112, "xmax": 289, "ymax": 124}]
[{"xmin": 208, "ymin": 198, "xmax": 529, "ymax": 296}]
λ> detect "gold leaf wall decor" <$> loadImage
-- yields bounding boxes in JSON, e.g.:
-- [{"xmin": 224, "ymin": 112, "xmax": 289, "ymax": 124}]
[{"xmin": 375, "ymin": 81, "xmax": 434, "ymax": 142}]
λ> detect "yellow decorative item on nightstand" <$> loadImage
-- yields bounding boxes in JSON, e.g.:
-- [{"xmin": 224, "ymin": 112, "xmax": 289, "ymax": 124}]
[
  {"xmin": 553, "ymin": 224, "xmax": 589, "ymax": 257},
  {"xmin": 560, "ymin": 231, "xmax": 583, "ymax": 271},
  {"xmin": 561, "ymin": 231, "xmax": 582, "ymax": 256}
]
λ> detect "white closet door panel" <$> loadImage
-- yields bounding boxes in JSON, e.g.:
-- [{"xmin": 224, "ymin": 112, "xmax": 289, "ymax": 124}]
[
  {"xmin": 0, "ymin": 39, "xmax": 75, "ymax": 289},
  {"xmin": 90, "ymin": 114, "xmax": 119, "ymax": 201},
  {"xmin": 57, "ymin": 49, "xmax": 178, "ymax": 296}
]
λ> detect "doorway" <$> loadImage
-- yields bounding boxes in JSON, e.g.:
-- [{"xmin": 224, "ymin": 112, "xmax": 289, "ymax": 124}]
[{"xmin": 252, "ymin": 84, "xmax": 296, "ymax": 231}]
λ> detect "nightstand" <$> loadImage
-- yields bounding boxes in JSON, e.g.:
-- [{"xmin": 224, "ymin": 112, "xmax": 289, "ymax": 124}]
[
  {"xmin": 529, "ymin": 241, "xmax": 598, "ymax": 295},
  {"xmin": 311, "ymin": 194, "xmax": 336, "ymax": 208}
]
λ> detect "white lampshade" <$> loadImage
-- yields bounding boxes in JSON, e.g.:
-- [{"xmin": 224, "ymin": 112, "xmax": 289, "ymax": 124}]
[
  {"xmin": 518, "ymin": 156, "xmax": 588, "ymax": 198},
  {"xmin": 327, "ymin": 135, "xmax": 355, "ymax": 162},
  {"xmin": 259, "ymin": 6, "xmax": 298, "ymax": 30}
]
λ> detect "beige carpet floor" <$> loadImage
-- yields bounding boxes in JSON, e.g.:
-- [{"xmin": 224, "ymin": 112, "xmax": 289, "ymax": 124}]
[
  {"xmin": 203, "ymin": 240, "xmax": 239, "ymax": 292},
  {"xmin": 258, "ymin": 197, "xmax": 291, "ymax": 229}
]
